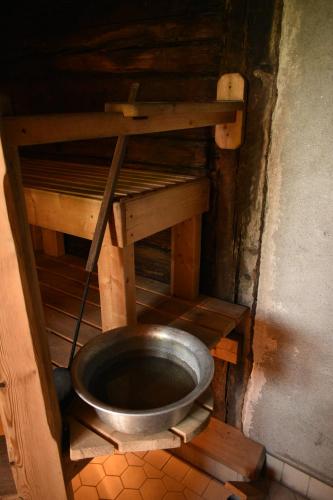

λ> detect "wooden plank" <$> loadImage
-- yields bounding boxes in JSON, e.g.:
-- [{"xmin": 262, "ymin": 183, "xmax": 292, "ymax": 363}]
[
  {"xmin": 4, "ymin": 109, "xmax": 237, "ymax": 146},
  {"xmin": 24, "ymin": 187, "xmax": 101, "ymax": 239},
  {"xmin": 108, "ymin": 101, "xmax": 243, "ymax": 117},
  {"xmin": 30, "ymin": 224, "xmax": 43, "ymax": 251},
  {"xmin": 71, "ymin": 399, "xmax": 181, "ymax": 452},
  {"xmin": 38, "ymin": 254, "xmax": 239, "ymax": 362},
  {"xmin": 24, "ymin": 177, "xmax": 209, "ymax": 247},
  {"xmin": 122, "ymin": 178, "xmax": 210, "ymax": 245},
  {"xmin": 215, "ymin": 73, "xmax": 245, "ymax": 149},
  {"xmin": 171, "ymin": 215, "xmax": 202, "ymax": 300},
  {"xmin": 0, "ymin": 133, "xmax": 68, "ymax": 497},
  {"xmin": 69, "ymin": 419, "xmax": 114, "ymax": 461},
  {"xmin": 211, "ymin": 333, "xmax": 240, "ymax": 364},
  {"xmin": 41, "ymin": 228, "xmax": 65, "ymax": 257},
  {"xmin": 173, "ymin": 417, "xmax": 265, "ymax": 481},
  {"xmin": 98, "ymin": 229, "xmax": 137, "ymax": 330}
]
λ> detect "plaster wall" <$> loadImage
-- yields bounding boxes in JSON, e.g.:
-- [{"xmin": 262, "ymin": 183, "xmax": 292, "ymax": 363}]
[{"xmin": 242, "ymin": 0, "xmax": 333, "ymax": 484}]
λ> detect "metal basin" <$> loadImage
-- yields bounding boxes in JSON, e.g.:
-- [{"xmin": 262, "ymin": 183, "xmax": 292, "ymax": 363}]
[{"xmin": 71, "ymin": 324, "xmax": 214, "ymax": 434}]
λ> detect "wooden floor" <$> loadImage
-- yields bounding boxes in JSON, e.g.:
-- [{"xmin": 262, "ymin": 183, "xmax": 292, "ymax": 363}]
[{"xmin": 35, "ymin": 252, "xmax": 246, "ymax": 367}]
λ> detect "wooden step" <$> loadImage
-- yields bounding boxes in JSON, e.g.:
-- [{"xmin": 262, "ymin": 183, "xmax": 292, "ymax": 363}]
[{"xmin": 172, "ymin": 417, "xmax": 265, "ymax": 482}]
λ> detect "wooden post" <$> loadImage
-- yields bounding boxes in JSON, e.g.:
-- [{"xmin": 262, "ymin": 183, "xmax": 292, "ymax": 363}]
[
  {"xmin": 98, "ymin": 222, "xmax": 137, "ymax": 331},
  {"xmin": 0, "ymin": 132, "xmax": 69, "ymax": 497},
  {"xmin": 30, "ymin": 225, "xmax": 43, "ymax": 251},
  {"xmin": 215, "ymin": 73, "xmax": 245, "ymax": 149},
  {"xmin": 171, "ymin": 214, "xmax": 202, "ymax": 300},
  {"xmin": 41, "ymin": 228, "xmax": 65, "ymax": 257}
]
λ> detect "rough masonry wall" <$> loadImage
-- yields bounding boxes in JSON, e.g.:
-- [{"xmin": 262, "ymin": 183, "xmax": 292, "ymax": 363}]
[{"xmin": 243, "ymin": 0, "xmax": 333, "ymax": 484}]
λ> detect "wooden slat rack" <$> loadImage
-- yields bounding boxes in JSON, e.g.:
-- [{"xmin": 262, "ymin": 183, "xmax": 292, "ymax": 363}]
[
  {"xmin": 23, "ymin": 158, "xmax": 210, "ymax": 330},
  {"xmin": 36, "ymin": 253, "xmax": 247, "ymax": 366}
]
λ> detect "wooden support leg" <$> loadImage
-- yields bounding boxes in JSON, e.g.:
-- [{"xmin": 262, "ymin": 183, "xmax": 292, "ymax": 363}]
[
  {"xmin": 98, "ymin": 224, "xmax": 137, "ymax": 331},
  {"xmin": 42, "ymin": 228, "xmax": 65, "ymax": 256},
  {"xmin": 0, "ymin": 137, "xmax": 68, "ymax": 497},
  {"xmin": 171, "ymin": 214, "xmax": 202, "ymax": 300},
  {"xmin": 30, "ymin": 224, "xmax": 43, "ymax": 251}
]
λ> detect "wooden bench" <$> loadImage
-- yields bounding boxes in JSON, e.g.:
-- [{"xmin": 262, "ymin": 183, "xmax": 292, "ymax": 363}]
[{"xmin": 22, "ymin": 158, "xmax": 210, "ymax": 330}]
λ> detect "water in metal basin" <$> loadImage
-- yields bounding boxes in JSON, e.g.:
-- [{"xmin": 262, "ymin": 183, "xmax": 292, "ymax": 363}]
[{"xmin": 91, "ymin": 356, "xmax": 196, "ymax": 410}]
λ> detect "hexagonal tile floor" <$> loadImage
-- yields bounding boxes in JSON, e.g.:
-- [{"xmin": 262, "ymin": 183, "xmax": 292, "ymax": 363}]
[
  {"xmin": 72, "ymin": 450, "xmax": 305, "ymax": 499},
  {"xmin": 72, "ymin": 450, "xmax": 228, "ymax": 500}
]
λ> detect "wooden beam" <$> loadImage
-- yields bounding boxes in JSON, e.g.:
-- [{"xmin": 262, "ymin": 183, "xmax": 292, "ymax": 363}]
[
  {"xmin": 107, "ymin": 100, "xmax": 243, "ymax": 117},
  {"xmin": 0, "ymin": 135, "xmax": 68, "ymax": 497},
  {"xmin": 215, "ymin": 73, "xmax": 245, "ymax": 149},
  {"xmin": 171, "ymin": 215, "xmax": 202, "ymax": 300},
  {"xmin": 211, "ymin": 334, "xmax": 240, "ymax": 364},
  {"xmin": 3, "ymin": 109, "xmax": 237, "ymax": 146},
  {"xmin": 121, "ymin": 178, "xmax": 209, "ymax": 246},
  {"xmin": 98, "ymin": 226, "xmax": 137, "ymax": 330},
  {"xmin": 42, "ymin": 228, "xmax": 65, "ymax": 257}
]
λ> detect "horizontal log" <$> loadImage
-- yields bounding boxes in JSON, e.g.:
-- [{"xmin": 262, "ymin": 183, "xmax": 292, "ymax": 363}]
[
  {"xmin": 109, "ymin": 100, "xmax": 243, "ymax": 117},
  {"xmin": 1, "ymin": 75, "xmax": 217, "ymax": 114},
  {"xmin": 3, "ymin": 14, "xmax": 223, "ymax": 62},
  {"xmin": 24, "ymin": 135, "xmax": 208, "ymax": 169},
  {"xmin": 3, "ymin": 107, "xmax": 237, "ymax": 146}
]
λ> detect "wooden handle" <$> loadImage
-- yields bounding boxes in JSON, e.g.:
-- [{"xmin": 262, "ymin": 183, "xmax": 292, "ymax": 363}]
[{"xmin": 85, "ymin": 83, "xmax": 140, "ymax": 272}]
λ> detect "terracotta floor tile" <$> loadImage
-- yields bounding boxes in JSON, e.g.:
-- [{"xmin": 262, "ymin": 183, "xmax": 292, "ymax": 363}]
[
  {"xmin": 162, "ymin": 456, "xmax": 190, "ymax": 483},
  {"xmin": 134, "ymin": 451, "xmax": 147, "ymax": 458},
  {"xmin": 202, "ymin": 479, "xmax": 231, "ymax": 500},
  {"xmin": 117, "ymin": 490, "xmax": 143, "ymax": 500},
  {"xmin": 72, "ymin": 474, "xmax": 81, "ymax": 492},
  {"xmin": 182, "ymin": 468, "xmax": 210, "ymax": 495},
  {"xmin": 144, "ymin": 450, "xmax": 171, "ymax": 470},
  {"xmin": 162, "ymin": 475, "xmax": 185, "ymax": 492},
  {"xmin": 121, "ymin": 466, "xmax": 146, "ymax": 488},
  {"xmin": 74, "ymin": 485, "xmax": 99, "ymax": 500},
  {"xmin": 103, "ymin": 455, "xmax": 128, "ymax": 476},
  {"xmin": 164, "ymin": 492, "xmax": 186, "ymax": 500},
  {"xmin": 80, "ymin": 464, "xmax": 105, "ymax": 486},
  {"xmin": 91, "ymin": 455, "xmax": 110, "ymax": 464},
  {"xmin": 140, "ymin": 478, "xmax": 167, "ymax": 500},
  {"xmin": 144, "ymin": 462, "xmax": 164, "ymax": 478},
  {"xmin": 97, "ymin": 476, "xmax": 123, "ymax": 500},
  {"xmin": 125, "ymin": 452, "xmax": 145, "ymax": 466},
  {"xmin": 184, "ymin": 488, "xmax": 202, "ymax": 500}
]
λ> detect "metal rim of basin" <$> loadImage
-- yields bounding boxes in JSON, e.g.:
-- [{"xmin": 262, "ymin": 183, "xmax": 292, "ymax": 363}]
[{"xmin": 71, "ymin": 324, "xmax": 214, "ymax": 419}]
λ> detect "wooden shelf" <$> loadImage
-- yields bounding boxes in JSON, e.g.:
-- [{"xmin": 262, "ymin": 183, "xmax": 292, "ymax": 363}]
[{"xmin": 34, "ymin": 253, "xmax": 247, "ymax": 366}]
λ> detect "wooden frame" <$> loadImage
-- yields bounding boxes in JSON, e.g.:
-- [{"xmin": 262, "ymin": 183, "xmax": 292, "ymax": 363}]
[
  {"xmin": 24, "ymin": 173, "xmax": 210, "ymax": 330},
  {"xmin": 0, "ymin": 78, "xmax": 246, "ymax": 498}
]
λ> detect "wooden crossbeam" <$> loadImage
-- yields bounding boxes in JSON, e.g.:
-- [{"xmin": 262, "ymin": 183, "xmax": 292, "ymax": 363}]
[
  {"xmin": 107, "ymin": 100, "xmax": 243, "ymax": 117},
  {"xmin": 3, "ymin": 104, "xmax": 239, "ymax": 147}
]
